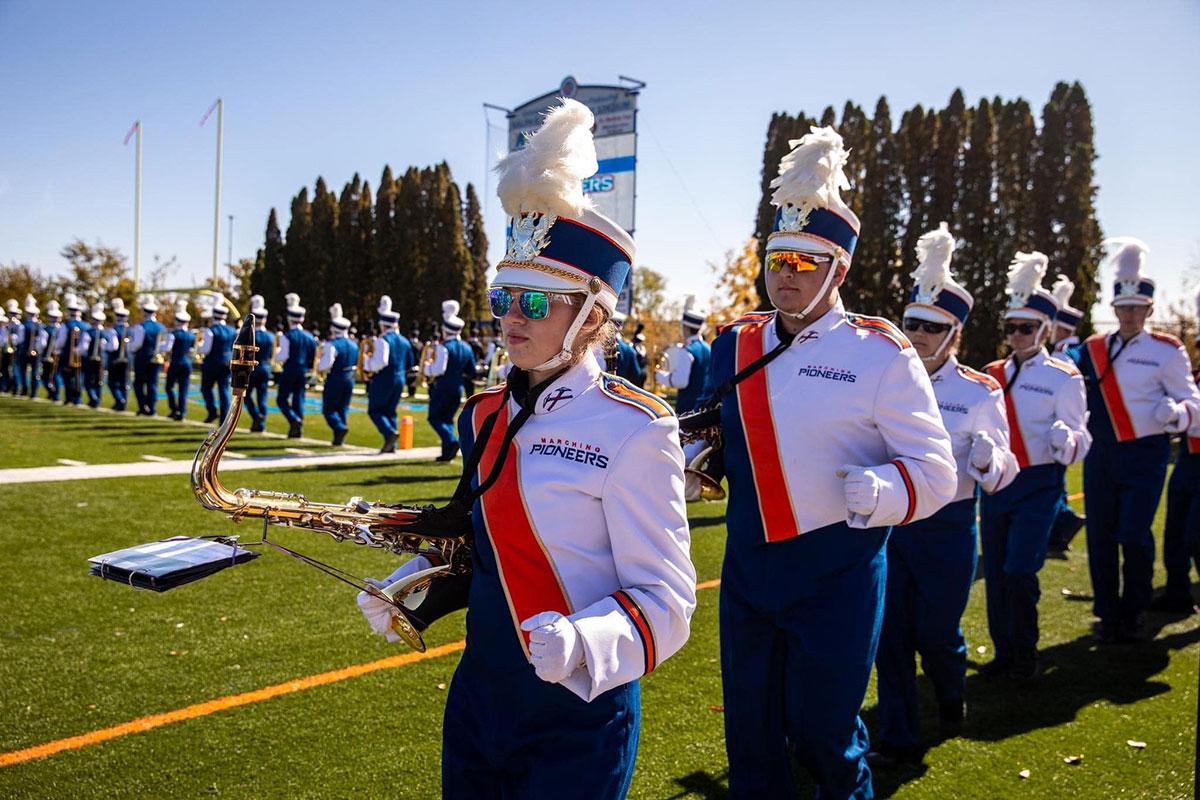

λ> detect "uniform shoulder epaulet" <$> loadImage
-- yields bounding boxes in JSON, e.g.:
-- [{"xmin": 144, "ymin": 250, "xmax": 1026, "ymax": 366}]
[
  {"xmin": 956, "ymin": 364, "xmax": 1001, "ymax": 391},
  {"xmin": 1084, "ymin": 332, "xmax": 1107, "ymax": 344},
  {"xmin": 1149, "ymin": 331, "xmax": 1184, "ymax": 348},
  {"xmin": 598, "ymin": 374, "xmax": 675, "ymax": 420},
  {"xmin": 845, "ymin": 314, "xmax": 911, "ymax": 350},
  {"xmin": 983, "ymin": 359, "xmax": 1006, "ymax": 373},
  {"xmin": 716, "ymin": 312, "xmax": 773, "ymax": 336},
  {"xmin": 1044, "ymin": 355, "xmax": 1081, "ymax": 376}
]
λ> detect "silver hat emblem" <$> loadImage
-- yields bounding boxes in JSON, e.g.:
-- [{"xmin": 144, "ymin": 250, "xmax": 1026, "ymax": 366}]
[{"xmin": 506, "ymin": 213, "xmax": 555, "ymax": 261}]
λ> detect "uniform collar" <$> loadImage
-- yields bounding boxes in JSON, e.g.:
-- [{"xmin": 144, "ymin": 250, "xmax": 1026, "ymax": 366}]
[
  {"xmin": 929, "ymin": 355, "xmax": 959, "ymax": 384},
  {"xmin": 765, "ymin": 304, "xmax": 844, "ymax": 350},
  {"xmin": 330, "ymin": 330, "xmax": 346, "ymax": 339},
  {"xmin": 527, "ymin": 349, "xmax": 600, "ymax": 416},
  {"xmin": 685, "ymin": 332, "xmax": 702, "ymax": 344}
]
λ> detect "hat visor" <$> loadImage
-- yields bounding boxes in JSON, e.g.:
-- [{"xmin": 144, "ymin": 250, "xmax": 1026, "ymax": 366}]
[
  {"xmin": 904, "ymin": 304, "xmax": 959, "ymax": 325},
  {"xmin": 1111, "ymin": 297, "xmax": 1152, "ymax": 307},
  {"xmin": 765, "ymin": 232, "xmax": 843, "ymax": 262},
  {"xmin": 1004, "ymin": 309, "xmax": 1048, "ymax": 322},
  {"xmin": 492, "ymin": 264, "xmax": 585, "ymax": 294}
]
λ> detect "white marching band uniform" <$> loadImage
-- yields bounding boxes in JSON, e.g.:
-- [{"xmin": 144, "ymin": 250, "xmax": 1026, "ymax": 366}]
[
  {"xmin": 929, "ymin": 357, "xmax": 1019, "ymax": 500},
  {"xmin": 986, "ymin": 349, "xmax": 1092, "ymax": 468}
]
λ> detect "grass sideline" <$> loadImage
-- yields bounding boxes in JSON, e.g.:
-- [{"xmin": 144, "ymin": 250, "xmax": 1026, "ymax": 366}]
[{"xmin": 0, "ymin": 417, "xmax": 1196, "ymax": 798}]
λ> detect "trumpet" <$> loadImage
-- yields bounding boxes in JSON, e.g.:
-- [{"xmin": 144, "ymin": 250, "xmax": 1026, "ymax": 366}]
[
  {"xmin": 679, "ymin": 403, "xmax": 726, "ymax": 502},
  {"xmin": 191, "ymin": 315, "xmax": 473, "ymax": 651}
]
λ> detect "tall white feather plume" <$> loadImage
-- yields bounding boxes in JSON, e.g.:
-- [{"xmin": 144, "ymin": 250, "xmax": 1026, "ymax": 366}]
[
  {"xmin": 378, "ymin": 295, "xmax": 393, "ymax": 315},
  {"xmin": 1051, "ymin": 274, "xmax": 1076, "ymax": 308},
  {"xmin": 174, "ymin": 300, "xmax": 189, "ymax": 317},
  {"xmin": 329, "ymin": 303, "xmax": 344, "ymax": 320},
  {"xmin": 64, "ymin": 293, "xmax": 80, "ymax": 311},
  {"xmin": 90, "ymin": 301, "xmax": 105, "ymax": 319},
  {"xmin": 769, "ymin": 126, "xmax": 851, "ymax": 215},
  {"xmin": 249, "ymin": 294, "xmax": 267, "ymax": 313},
  {"xmin": 442, "ymin": 299, "xmax": 460, "ymax": 322},
  {"xmin": 23, "ymin": 294, "xmax": 38, "ymax": 313},
  {"xmin": 285, "ymin": 293, "xmax": 301, "ymax": 310},
  {"xmin": 1005, "ymin": 251, "xmax": 1048, "ymax": 306},
  {"xmin": 495, "ymin": 98, "xmax": 597, "ymax": 219},
  {"xmin": 910, "ymin": 222, "xmax": 956, "ymax": 302},
  {"xmin": 1103, "ymin": 236, "xmax": 1149, "ymax": 283}
]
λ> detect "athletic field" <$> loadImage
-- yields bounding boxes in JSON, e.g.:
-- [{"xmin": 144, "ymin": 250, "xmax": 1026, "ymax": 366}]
[{"xmin": 0, "ymin": 394, "xmax": 1194, "ymax": 798}]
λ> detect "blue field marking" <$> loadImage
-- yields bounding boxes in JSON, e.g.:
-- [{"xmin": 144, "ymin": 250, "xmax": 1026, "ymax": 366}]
[{"xmin": 176, "ymin": 375, "xmax": 427, "ymax": 415}]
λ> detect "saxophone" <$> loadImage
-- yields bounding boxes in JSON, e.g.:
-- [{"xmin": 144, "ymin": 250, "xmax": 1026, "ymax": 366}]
[{"xmin": 191, "ymin": 315, "xmax": 472, "ymax": 651}]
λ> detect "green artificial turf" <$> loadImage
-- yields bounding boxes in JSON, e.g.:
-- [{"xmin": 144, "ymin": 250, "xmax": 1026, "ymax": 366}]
[{"xmin": 0, "ymin": 432, "xmax": 1195, "ymax": 798}]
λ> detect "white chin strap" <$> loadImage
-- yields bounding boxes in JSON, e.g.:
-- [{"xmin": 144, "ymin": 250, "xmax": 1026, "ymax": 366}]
[
  {"xmin": 530, "ymin": 282, "xmax": 603, "ymax": 372},
  {"xmin": 921, "ymin": 322, "xmax": 961, "ymax": 364},
  {"xmin": 1013, "ymin": 319, "xmax": 1049, "ymax": 358},
  {"xmin": 775, "ymin": 255, "xmax": 843, "ymax": 321}
]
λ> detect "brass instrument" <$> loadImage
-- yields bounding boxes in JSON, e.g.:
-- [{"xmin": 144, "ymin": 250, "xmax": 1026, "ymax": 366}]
[
  {"xmin": 269, "ymin": 331, "xmax": 284, "ymax": 373},
  {"xmin": 356, "ymin": 335, "xmax": 376, "ymax": 382},
  {"xmin": 314, "ymin": 340, "xmax": 330, "ymax": 384},
  {"xmin": 41, "ymin": 325, "xmax": 60, "ymax": 382},
  {"xmin": 151, "ymin": 328, "xmax": 167, "ymax": 366},
  {"xmin": 67, "ymin": 326, "xmax": 82, "ymax": 370},
  {"xmin": 191, "ymin": 315, "xmax": 473, "ymax": 651},
  {"xmin": 115, "ymin": 331, "xmax": 130, "ymax": 366},
  {"xmin": 485, "ymin": 344, "xmax": 509, "ymax": 388},
  {"xmin": 25, "ymin": 323, "xmax": 38, "ymax": 361},
  {"xmin": 418, "ymin": 341, "xmax": 437, "ymax": 391},
  {"xmin": 652, "ymin": 343, "xmax": 685, "ymax": 397},
  {"xmin": 4, "ymin": 326, "xmax": 15, "ymax": 356}
]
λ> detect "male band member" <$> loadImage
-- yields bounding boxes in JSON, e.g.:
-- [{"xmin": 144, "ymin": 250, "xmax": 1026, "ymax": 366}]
[
  {"xmin": 871, "ymin": 223, "xmax": 1018, "ymax": 767},
  {"xmin": 656, "ymin": 297, "xmax": 710, "ymax": 414},
  {"xmin": 54, "ymin": 293, "xmax": 87, "ymax": 406},
  {"xmin": 0, "ymin": 298, "xmax": 17, "ymax": 393},
  {"xmin": 704, "ymin": 127, "xmax": 956, "ymax": 798},
  {"xmin": 366, "ymin": 295, "xmax": 415, "ymax": 453},
  {"xmin": 1044, "ymin": 274, "xmax": 1088, "ymax": 555},
  {"xmin": 319, "ymin": 303, "xmax": 357, "ymax": 446},
  {"xmin": 129, "ymin": 295, "xmax": 165, "ymax": 415},
  {"xmin": 38, "ymin": 301, "xmax": 63, "ymax": 401},
  {"xmin": 406, "ymin": 324, "xmax": 422, "ymax": 398},
  {"xmin": 198, "ymin": 294, "xmax": 235, "ymax": 423},
  {"xmin": 164, "ymin": 300, "xmax": 195, "ymax": 420},
  {"xmin": 1156, "ymin": 287, "xmax": 1200, "ymax": 614},
  {"xmin": 979, "ymin": 252, "xmax": 1091, "ymax": 679},
  {"xmin": 102, "ymin": 298, "xmax": 132, "ymax": 410},
  {"xmin": 13, "ymin": 295, "xmax": 40, "ymax": 396},
  {"xmin": 1069, "ymin": 238, "xmax": 1200, "ymax": 641},
  {"xmin": 78, "ymin": 302, "xmax": 107, "ymax": 407},
  {"xmin": 608, "ymin": 309, "xmax": 645, "ymax": 385},
  {"xmin": 245, "ymin": 295, "xmax": 274, "ymax": 433},
  {"xmin": 425, "ymin": 299, "xmax": 475, "ymax": 461},
  {"xmin": 276, "ymin": 293, "xmax": 317, "ymax": 438}
]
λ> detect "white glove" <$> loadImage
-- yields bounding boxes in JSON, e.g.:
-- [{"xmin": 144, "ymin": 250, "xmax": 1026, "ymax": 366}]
[
  {"xmin": 356, "ymin": 556, "xmax": 432, "ymax": 643},
  {"xmin": 1155, "ymin": 397, "xmax": 1185, "ymax": 431},
  {"xmin": 520, "ymin": 611, "xmax": 584, "ymax": 684},
  {"xmin": 969, "ymin": 432, "xmax": 996, "ymax": 472},
  {"xmin": 654, "ymin": 369, "xmax": 671, "ymax": 388},
  {"xmin": 1048, "ymin": 420, "xmax": 1074, "ymax": 463},
  {"xmin": 837, "ymin": 464, "xmax": 881, "ymax": 518}
]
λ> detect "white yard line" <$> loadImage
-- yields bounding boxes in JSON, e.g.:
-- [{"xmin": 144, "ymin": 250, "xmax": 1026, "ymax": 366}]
[
  {"xmin": 56, "ymin": 458, "xmax": 88, "ymax": 466},
  {"xmin": 141, "ymin": 454, "xmax": 172, "ymax": 462},
  {"xmin": 0, "ymin": 446, "xmax": 445, "ymax": 485}
]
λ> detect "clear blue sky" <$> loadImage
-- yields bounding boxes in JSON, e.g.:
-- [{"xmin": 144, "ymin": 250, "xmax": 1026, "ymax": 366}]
[{"xmin": 2, "ymin": 1, "xmax": 1197, "ymax": 315}]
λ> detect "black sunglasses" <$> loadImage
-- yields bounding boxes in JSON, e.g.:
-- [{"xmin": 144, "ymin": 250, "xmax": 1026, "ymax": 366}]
[
  {"xmin": 902, "ymin": 318, "xmax": 952, "ymax": 335},
  {"xmin": 1004, "ymin": 322, "xmax": 1038, "ymax": 336}
]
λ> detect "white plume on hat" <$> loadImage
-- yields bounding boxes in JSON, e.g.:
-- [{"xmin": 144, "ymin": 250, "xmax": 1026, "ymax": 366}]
[
  {"xmin": 442, "ymin": 299, "xmax": 465, "ymax": 330},
  {"xmin": 90, "ymin": 301, "xmax": 106, "ymax": 321},
  {"xmin": 110, "ymin": 297, "xmax": 128, "ymax": 316},
  {"xmin": 378, "ymin": 295, "xmax": 395, "ymax": 315},
  {"xmin": 209, "ymin": 292, "xmax": 228, "ymax": 317},
  {"xmin": 910, "ymin": 222, "xmax": 957, "ymax": 304},
  {"xmin": 249, "ymin": 294, "xmax": 267, "ymax": 317},
  {"xmin": 1051, "ymin": 274, "xmax": 1076, "ymax": 308},
  {"xmin": 45, "ymin": 299, "xmax": 62, "ymax": 319},
  {"xmin": 285, "ymin": 292, "xmax": 305, "ymax": 318},
  {"xmin": 495, "ymin": 98, "xmax": 597, "ymax": 220},
  {"xmin": 23, "ymin": 294, "xmax": 39, "ymax": 314},
  {"xmin": 1105, "ymin": 236, "xmax": 1149, "ymax": 284},
  {"xmin": 174, "ymin": 299, "xmax": 191, "ymax": 323},
  {"xmin": 1005, "ymin": 252, "xmax": 1048, "ymax": 308},
  {"xmin": 139, "ymin": 293, "xmax": 159, "ymax": 312},
  {"xmin": 329, "ymin": 302, "xmax": 350, "ymax": 329},
  {"xmin": 769, "ymin": 126, "xmax": 852, "ymax": 221}
]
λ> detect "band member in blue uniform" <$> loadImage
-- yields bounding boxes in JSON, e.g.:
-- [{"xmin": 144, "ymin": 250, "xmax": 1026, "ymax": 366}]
[
  {"xmin": 607, "ymin": 309, "xmax": 645, "ymax": 385},
  {"xmin": 163, "ymin": 300, "xmax": 195, "ymax": 420},
  {"xmin": 1070, "ymin": 238, "xmax": 1200, "ymax": 640},
  {"xmin": 12, "ymin": 295, "xmax": 40, "ymax": 396},
  {"xmin": 245, "ymin": 295, "xmax": 274, "ymax": 433},
  {"xmin": 78, "ymin": 302, "xmax": 107, "ymax": 408},
  {"xmin": 699, "ymin": 127, "xmax": 957, "ymax": 798},
  {"xmin": 656, "ymin": 297, "xmax": 710, "ymax": 414},
  {"xmin": 198, "ymin": 295, "xmax": 235, "ymax": 424},
  {"xmin": 102, "ymin": 298, "xmax": 132, "ymax": 410},
  {"xmin": 275, "ymin": 293, "xmax": 317, "ymax": 438},
  {"xmin": 366, "ymin": 294, "xmax": 415, "ymax": 453},
  {"xmin": 319, "ymin": 303, "xmax": 357, "ymax": 447},
  {"xmin": 37, "ymin": 301, "xmax": 63, "ymax": 401},
  {"xmin": 871, "ymin": 223, "xmax": 1019, "ymax": 767},
  {"xmin": 425, "ymin": 299, "xmax": 475, "ymax": 462},
  {"xmin": 1045, "ymin": 275, "xmax": 1088, "ymax": 556},
  {"xmin": 53, "ymin": 293, "xmax": 88, "ymax": 406},
  {"xmin": 357, "ymin": 100, "xmax": 695, "ymax": 798},
  {"xmin": 0, "ymin": 298, "xmax": 16, "ymax": 393},
  {"xmin": 129, "ymin": 295, "xmax": 165, "ymax": 416},
  {"xmin": 979, "ymin": 253, "xmax": 1091, "ymax": 679}
]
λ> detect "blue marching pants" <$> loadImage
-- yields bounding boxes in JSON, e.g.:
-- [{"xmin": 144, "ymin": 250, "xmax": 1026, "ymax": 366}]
[
  {"xmin": 276, "ymin": 370, "xmax": 307, "ymax": 427},
  {"xmin": 83, "ymin": 362, "xmax": 103, "ymax": 407},
  {"xmin": 721, "ymin": 522, "xmax": 886, "ymax": 799},
  {"xmin": 1162, "ymin": 451, "xmax": 1200, "ymax": 601},
  {"xmin": 246, "ymin": 370, "xmax": 270, "ymax": 427},
  {"xmin": 979, "ymin": 463, "xmax": 1062, "ymax": 666},
  {"xmin": 367, "ymin": 374, "xmax": 404, "ymax": 439},
  {"xmin": 17, "ymin": 355, "xmax": 38, "ymax": 396},
  {"xmin": 107, "ymin": 363, "xmax": 128, "ymax": 410},
  {"xmin": 41, "ymin": 363, "xmax": 60, "ymax": 401},
  {"xmin": 61, "ymin": 367, "xmax": 82, "ymax": 406},
  {"xmin": 200, "ymin": 366, "xmax": 232, "ymax": 422},
  {"xmin": 875, "ymin": 497, "xmax": 977, "ymax": 750},
  {"xmin": 321, "ymin": 373, "xmax": 353, "ymax": 435},
  {"xmin": 1084, "ymin": 435, "xmax": 1170, "ymax": 625},
  {"xmin": 165, "ymin": 364, "xmax": 191, "ymax": 418},
  {"xmin": 133, "ymin": 363, "xmax": 161, "ymax": 415},
  {"xmin": 427, "ymin": 391, "xmax": 461, "ymax": 448}
]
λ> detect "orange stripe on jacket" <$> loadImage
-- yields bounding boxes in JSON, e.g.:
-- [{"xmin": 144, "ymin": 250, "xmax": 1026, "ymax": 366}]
[
  {"xmin": 986, "ymin": 361, "xmax": 1031, "ymax": 469},
  {"xmin": 471, "ymin": 391, "xmax": 572, "ymax": 658},
  {"xmin": 891, "ymin": 459, "xmax": 917, "ymax": 525},
  {"xmin": 1086, "ymin": 336, "xmax": 1136, "ymax": 442},
  {"xmin": 734, "ymin": 321, "xmax": 801, "ymax": 542},
  {"xmin": 613, "ymin": 589, "xmax": 657, "ymax": 674}
]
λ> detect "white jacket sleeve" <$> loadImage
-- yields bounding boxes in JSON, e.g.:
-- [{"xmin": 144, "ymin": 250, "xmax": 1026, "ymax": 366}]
[
  {"xmin": 197, "ymin": 328, "xmax": 214, "ymax": 355},
  {"xmin": 967, "ymin": 388, "xmax": 1019, "ymax": 494},
  {"xmin": 128, "ymin": 325, "xmax": 145, "ymax": 353},
  {"xmin": 562, "ymin": 415, "xmax": 697, "ymax": 702},
  {"xmin": 275, "ymin": 334, "xmax": 289, "ymax": 364},
  {"xmin": 13, "ymin": 325, "xmax": 25, "ymax": 346},
  {"xmin": 1053, "ymin": 372, "xmax": 1092, "ymax": 464},
  {"xmin": 853, "ymin": 349, "xmax": 958, "ymax": 528},
  {"xmin": 79, "ymin": 331, "xmax": 92, "ymax": 353},
  {"xmin": 99, "ymin": 329, "xmax": 116, "ymax": 352},
  {"xmin": 365, "ymin": 336, "xmax": 389, "ymax": 372},
  {"xmin": 1160, "ymin": 342, "xmax": 1200, "ymax": 433},
  {"xmin": 53, "ymin": 325, "xmax": 69, "ymax": 353},
  {"xmin": 426, "ymin": 343, "xmax": 448, "ymax": 378},
  {"xmin": 317, "ymin": 340, "xmax": 337, "ymax": 371},
  {"xmin": 668, "ymin": 347, "xmax": 695, "ymax": 389},
  {"xmin": 36, "ymin": 328, "xmax": 49, "ymax": 352}
]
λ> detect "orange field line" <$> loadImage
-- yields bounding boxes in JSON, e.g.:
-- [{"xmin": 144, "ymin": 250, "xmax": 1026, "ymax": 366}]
[{"xmin": 2, "ymin": 578, "xmax": 725, "ymax": 769}]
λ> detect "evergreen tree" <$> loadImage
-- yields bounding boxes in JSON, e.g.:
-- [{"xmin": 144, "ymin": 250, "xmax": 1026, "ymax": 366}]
[
  {"xmin": 396, "ymin": 167, "xmax": 427, "ymax": 325},
  {"xmin": 357, "ymin": 180, "xmax": 375, "ymax": 325},
  {"xmin": 463, "ymin": 183, "xmax": 489, "ymax": 320},
  {"xmin": 1057, "ymin": 82, "xmax": 1103, "ymax": 336},
  {"xmin": 848, "ymin": 96, "xmax": 905, "ymax": 319},
  {"xmin": 255, "ymin": 208, "xmax": 285, "ymax": 308},
  {"xmin": 335, "ymin": 174, "xmax": 362, "ymax": 323},
  {"xmin": 956, "ymin": 97, "xmax": 998, "ymax": 361},
  {"xmin": 929, "ymin": 89, "xmax": 967, "ymax": 228},
  {"xmin": 309, "ymin": 177, "xmax": 339, "ymax": 327},
  {"xmin": 283, "ymin": 188, "xmax": 312, "ymax": 320},
  {"xmin": 896, "ymin": 105, "xmax": 939, "ymax": 279},
  {"xmin": 838, "ymin": 101, "xmax": 870, "ymax": 218}
]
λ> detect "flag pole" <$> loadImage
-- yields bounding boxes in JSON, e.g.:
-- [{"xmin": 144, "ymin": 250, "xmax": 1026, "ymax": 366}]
[
  {"xmin": 211, "ymin": 98, "xmax": 223, "ymax": 284},
  {"xmin": 126, "ymin": 121, "xmax": 142, "ymax": 293}
]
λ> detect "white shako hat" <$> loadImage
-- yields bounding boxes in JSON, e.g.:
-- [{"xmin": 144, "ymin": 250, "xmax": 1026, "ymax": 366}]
[
  {"xmin": 765, "ymin": 125, "xmax": 861, "ymax": 320},
  {"xmin": 441, "ymin": 299, "xmax": 465, "ymax": 334},
  {"xmin": 23, "ymin": 294, "xmax": 39, "ymax": 315},
  {"xmin": 329, "ymin": 303, "xmax": 351, "ymax": 331},
  {"xmin": 89, "ymin": 301, "xmax": 106, "ymax": 322},
  {"xmin": 681, "ymin": 295, "xmax": 707, "ymax": 331},
  {"xmin": 64, "ymin": 292, "xmax": 84, "ymax": 313},
  {"xmin": 905, "ymin": 222, "xmax": 973, "ymax": 326},
  {"xmin": 1106, "ymin": 237, "xmax": 1153, "ymax": 307},
  {"xmin": 285, "ymin": 292, "xmax": 306, "ymax": 321},
  {"xmin": 110, "ymin": 297, "xmax": 129, "ymax": 318},
  {"xmin": 173, "ymin": 299, "xmax": 191, "ymax": 323},
  {"xmin": 210, "ymin": 292, "xmax": 229, "ymax": 319},
  {"xmin": 45, "ymin": 300, "xmax": 62, "ymax": 320},
  {"xmin": 139, "ymin": 294, "xmax": 159, "ymax": 313},
  {"xmin": 378, "ymin": 295, "xmax": 399, "ymax": 325},
  {"xmin": 1051, "ymin": 275, "xmax": 1083, "ymax": 331},
  {"xmin": 3, "ymin": 298, "xmax": 17, "ymax": 315},
  {"xmin": 492, "ymin": 97, "xmax": 635, "ymax": 371},
  {"xmin": 1003, "ymin": 251, "xmax": 1058, "ymax": 322},
  {"xmin": 248, "ymin": 294, "xmax": 268, "ymax": 323}
]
